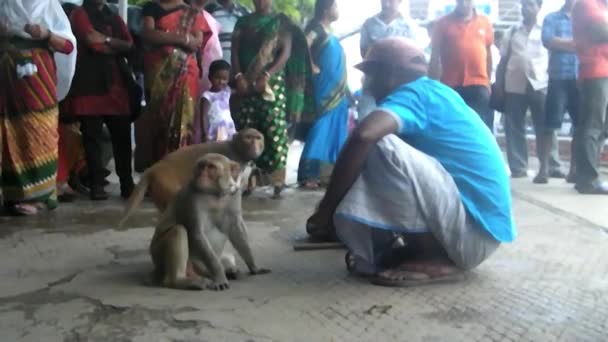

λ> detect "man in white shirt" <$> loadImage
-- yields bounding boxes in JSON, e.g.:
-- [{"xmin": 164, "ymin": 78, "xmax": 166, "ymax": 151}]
[
  {"xmin": 496, "ymin": 0, "xmax": 563, "ymax": 179},
  {"xmin": 205, "ymin": 0, "xmax": 249, "ymax": 64},
  {"xmin": 357, "ymin": 0, "xmax": 427, "ymax": 118}
]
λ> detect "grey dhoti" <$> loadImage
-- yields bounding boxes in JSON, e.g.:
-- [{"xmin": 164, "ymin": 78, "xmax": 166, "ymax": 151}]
[{"xmin": 334, "ymin": 135, "xmax": 499, "ymax": 273}]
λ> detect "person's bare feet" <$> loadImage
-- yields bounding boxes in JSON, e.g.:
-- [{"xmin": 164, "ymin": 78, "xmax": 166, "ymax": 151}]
[
  {"xmin": 301, "ymin": 181, "xmax": 320, "ymax": 190},
  {"xmin": 7, "ymin": 202, "xmax": 44, "ymax": 216}
]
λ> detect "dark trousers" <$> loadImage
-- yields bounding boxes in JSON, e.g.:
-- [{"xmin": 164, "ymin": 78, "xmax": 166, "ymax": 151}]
[
  {"xmin": 576, "ymin": 79, "xmax": 608, "ymax": 188},
  {"xmin": 454, "ymin": 85, "xmax": 494, "ymax": 130},
  {"xmin": 504, "ymin": 85, "xmax": 561, "ymax": 175},
  {"xmin": 80, "ymin": 115, "xmax": 133, "ymax": 189}
]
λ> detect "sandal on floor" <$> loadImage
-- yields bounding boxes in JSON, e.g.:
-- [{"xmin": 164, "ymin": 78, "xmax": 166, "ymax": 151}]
[
  {"xmin": 566, "ymin": 174, "xmax": 576, "ymax": 184},
  {"xmin": 532, "ymin": 174, "xmax": 548, "ymax": 184},
  {"xmin": 370, "ymin": 266, "xmax": 466, "ymax": 288}
]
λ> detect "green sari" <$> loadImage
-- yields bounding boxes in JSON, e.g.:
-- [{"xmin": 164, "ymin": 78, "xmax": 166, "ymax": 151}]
[{"xmin": 232, "ymin": 13, "xmax": 312, "ymax": 181}]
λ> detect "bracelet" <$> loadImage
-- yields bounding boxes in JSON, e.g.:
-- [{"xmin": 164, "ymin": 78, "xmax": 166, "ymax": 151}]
[
  {"xmin": 185, "ymin": 34, "xmax": 190, "ymax": 46},
  {"xmin": 234, "ymin": 72, "xmax": 243, "ymax": 80},
  {"xmin": 263, "ymin": 71, "xmax": 271, "ymax": 78}
]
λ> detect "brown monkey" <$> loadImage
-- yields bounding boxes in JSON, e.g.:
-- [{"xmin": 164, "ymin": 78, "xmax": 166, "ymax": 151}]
[
  {"xmin": 118, "ymin": 128, "xmax": 264, "ymax": 229},
  {"xmin": 150, "ymin": 153, "xmax": 270, "ymax": 291}
]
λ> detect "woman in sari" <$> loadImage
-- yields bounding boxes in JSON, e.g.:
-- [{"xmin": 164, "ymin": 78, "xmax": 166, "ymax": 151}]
[
  {"xmin": 0, "ymin": 0, "xmax": 76, "ymax": 215},
  {"xmin": 63, "ymin": 0, "xmax": 135, "ymax": 201},
  {"xmin": 135, "ymin": 0, "xmax": 210, "ymax": 171},
  {"xmin": 297, "ymin": 0, "xmax": 349, "ymax": 189},
  {"xmin": 231, "ymin": 0, "xmax": 312, "ymax": 197}
]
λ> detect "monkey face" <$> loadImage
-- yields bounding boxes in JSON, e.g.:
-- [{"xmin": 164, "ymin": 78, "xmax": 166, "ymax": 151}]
[
  {"xmin": 193, "ymin": 154, "xmax": 241, "ymax": 196},
  {"xmin": 235, "ymin": 128, "xmax": 265, "ymax": 161}
]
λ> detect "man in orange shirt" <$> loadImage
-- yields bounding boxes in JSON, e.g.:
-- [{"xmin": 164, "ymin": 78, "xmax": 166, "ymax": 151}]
[
  {"xmin": 572, "ymin": 0, "xmax": 608, "ymax": 194},
  {"xmin": 429, "ymin": 0, "xmax": 494, "ymax": 129}
]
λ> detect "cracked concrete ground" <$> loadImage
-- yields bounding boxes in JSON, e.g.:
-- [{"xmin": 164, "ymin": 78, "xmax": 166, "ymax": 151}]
[{"xmin": 1, "ymin": 145, "xmax": 607, "ymax": 342}]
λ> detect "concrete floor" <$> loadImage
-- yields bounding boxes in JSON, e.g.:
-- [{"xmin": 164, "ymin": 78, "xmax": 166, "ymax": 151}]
[{"xmin": 0, "ymin": 145, "xmax": 607, "ymax": 342}]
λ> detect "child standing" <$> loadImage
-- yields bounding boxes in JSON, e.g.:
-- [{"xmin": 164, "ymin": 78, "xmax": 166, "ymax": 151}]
[{"xmin": 200, "ymin": 60, "xmax": 236, "ymax": 142}]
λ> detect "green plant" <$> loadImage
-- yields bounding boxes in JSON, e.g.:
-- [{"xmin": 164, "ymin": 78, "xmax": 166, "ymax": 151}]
[
  {"xmin": 127, "ymin": 0, "xmax": 314, "ymax": 24},
  {"xmin": 237, "ymin": 0, "xmax": 315, "ymax": 24},
  {"xmin": 128, "ymin": 0, "xmax": 149, "ymax": 5}
]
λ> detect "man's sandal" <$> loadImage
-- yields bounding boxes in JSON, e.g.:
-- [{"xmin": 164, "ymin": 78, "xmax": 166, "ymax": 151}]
[{"xmin": 370, "ymin": 265, "xmax": 466, "ymax": 287}]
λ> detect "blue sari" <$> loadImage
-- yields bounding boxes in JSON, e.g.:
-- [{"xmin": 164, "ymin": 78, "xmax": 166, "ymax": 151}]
[{"xmin": 297, "ymin": 23, "xmax": 349, "ymax": 184}]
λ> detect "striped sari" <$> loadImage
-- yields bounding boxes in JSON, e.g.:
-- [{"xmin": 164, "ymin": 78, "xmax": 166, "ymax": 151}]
[
  {"xmin": 135, "ymin": 3, "xmax": 208, "ymax": 171},
  {"xmin": 297, "ymin": 23, "xmax": 349, "ymax": 185},
  {"xmin": 0, "ymin": 43, "xmax": 70, "ymax": 208}
]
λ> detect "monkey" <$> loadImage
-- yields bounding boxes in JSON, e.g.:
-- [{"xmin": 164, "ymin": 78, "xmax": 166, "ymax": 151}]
[
  {"xmin": 149, "ymin": 153, "xmax": 270, "ymax": 291},
  {"xmin": 118, "ymin": 128, "xmax": 264, "ymax": 229}
]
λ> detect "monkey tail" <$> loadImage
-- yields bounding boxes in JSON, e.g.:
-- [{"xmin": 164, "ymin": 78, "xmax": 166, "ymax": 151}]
[{"xmin": 117, "ymin": 170, "xmax": 150, "ymax": 230}]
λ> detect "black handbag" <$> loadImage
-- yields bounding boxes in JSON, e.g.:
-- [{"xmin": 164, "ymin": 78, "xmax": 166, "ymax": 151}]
[
  {"xmin": 490, "ymin": 27, "xmax": 515, "ymax": 113},
  {"xmin": 117, "ymin": 57, "xmax": 144, "ymax": 123}
]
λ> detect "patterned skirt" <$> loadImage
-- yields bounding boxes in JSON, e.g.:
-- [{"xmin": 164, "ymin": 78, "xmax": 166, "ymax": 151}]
[
  {"xmin": 0, "ymin": 48, "xmax": 59, "ymax": 207},
  {"xmin": 232, "ymin": 74, "xmax": 289, "ymax": 173}
]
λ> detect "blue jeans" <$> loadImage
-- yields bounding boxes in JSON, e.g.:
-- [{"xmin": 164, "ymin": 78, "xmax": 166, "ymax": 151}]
[{"xmin": 545, "ymin": 79, "xmax": 578, "ymax": 132}]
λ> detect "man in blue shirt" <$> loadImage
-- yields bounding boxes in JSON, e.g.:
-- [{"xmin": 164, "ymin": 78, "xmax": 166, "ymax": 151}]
[
  {"xmin": 306, "ymin": 38, "xmax": 515, "ymax": 286},
  {"xmin": 536, "ymin": 0, "xmax": 579, "ymax": 184}
]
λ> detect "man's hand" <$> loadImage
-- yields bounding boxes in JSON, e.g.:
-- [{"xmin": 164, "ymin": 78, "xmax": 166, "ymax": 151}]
[
  {"xmin": 305, "ymin": 210, "xmax": 335, "ymax": 239},
  {"xmin": 24, "ymin": 24, "xmax": 49, "ymax": 40},
  {"xmin": 305, "ymin": 111, "xmax": 400, "ymax": 240}
]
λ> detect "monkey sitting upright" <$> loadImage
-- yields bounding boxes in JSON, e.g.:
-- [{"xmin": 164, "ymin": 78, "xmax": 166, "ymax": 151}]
[
  {"xmin": 118, "ymin": 128, "xmax": 265, "ymax": 229},
  {"xmin": 150, "ymin": 153, "xmax": 270, "ymax": 291}
]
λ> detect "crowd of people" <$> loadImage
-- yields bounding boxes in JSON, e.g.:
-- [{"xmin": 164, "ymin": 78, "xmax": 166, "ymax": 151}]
[{"xmin": 1, "ymin": 0, "xmax": 606, "ymax": 283}]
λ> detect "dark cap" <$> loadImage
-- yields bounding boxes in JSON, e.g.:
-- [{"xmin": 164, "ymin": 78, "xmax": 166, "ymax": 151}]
[{"xmin": 355, "ymin": 37, "xmax": 428, "ymax": 75}]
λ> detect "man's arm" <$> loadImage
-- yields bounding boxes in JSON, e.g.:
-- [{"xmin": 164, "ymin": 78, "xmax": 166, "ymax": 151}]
[
  {"xmin": 428, "ymin": 24, "xmax": 442, "ymax": 80},
  {"xmin": 542, "ymin": 15, "xmax": 576, "ymax": 52},
  {"xmin": 360, "ymin": 23, "xmax": 370, "ymax": 58},
  {"xmin": 315, "ymin": 111, "xmax": 400, "ymax": 219},
  {"xmin": 486, "ymin": 22, "xmax": 494, "ymax": 86},
  {"xmin": 486, "ymin": 45, "xmax": 492, "ymax": 85}
]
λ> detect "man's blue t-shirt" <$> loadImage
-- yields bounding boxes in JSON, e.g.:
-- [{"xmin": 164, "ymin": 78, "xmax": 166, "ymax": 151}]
[{"xmin": 377, "ymin": 77, "xmax": 516, "ymax": 242}]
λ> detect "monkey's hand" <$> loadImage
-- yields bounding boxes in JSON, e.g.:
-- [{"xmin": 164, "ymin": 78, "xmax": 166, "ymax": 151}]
[
  {"xmin": 207, "ymin": 276, "xmax": 230, "ymax": 291},
  {"xmin": 249, "ymin": 268, "xmax": 271, "ymax": 276}
]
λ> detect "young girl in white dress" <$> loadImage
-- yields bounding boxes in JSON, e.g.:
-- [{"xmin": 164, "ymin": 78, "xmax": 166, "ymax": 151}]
[{"xmin": 200, "ymin": 60, "xmax": 236, "ymax": 141}]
